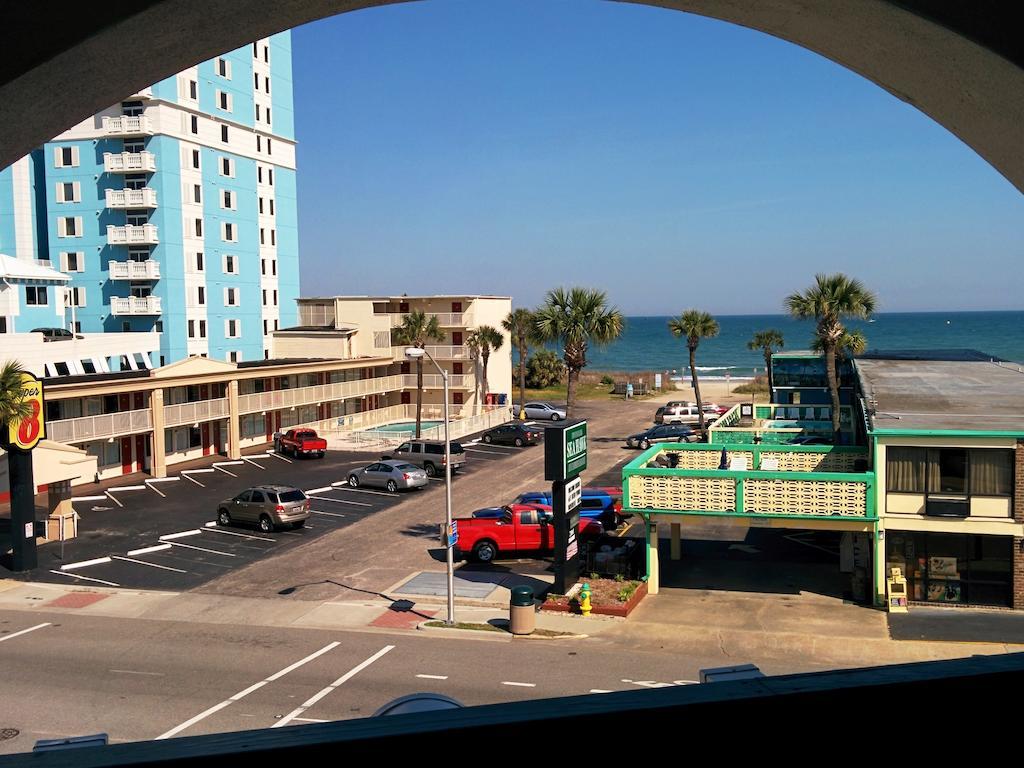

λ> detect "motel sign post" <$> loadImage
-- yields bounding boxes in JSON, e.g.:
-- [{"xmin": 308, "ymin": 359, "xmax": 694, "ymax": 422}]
[
  {"xmin": 2, "ymin": 373, "xmax": 46, "ymax": 571},
  {"xmin": 545, "ymin": 420, "xmax": 588, "ymax": 595}
]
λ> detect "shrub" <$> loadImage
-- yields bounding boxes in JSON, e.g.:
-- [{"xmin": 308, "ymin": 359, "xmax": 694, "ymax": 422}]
[
  {"xmin": 526, "ymin": 350, "xmax": 566, "ymax": 389},
  {"xmin": 600, "ymin": 375, "xmax": 614, "ymax": 386},
  {"xmin": 733, "ymin": 375, "xmax": 770, "ymax": 395}
]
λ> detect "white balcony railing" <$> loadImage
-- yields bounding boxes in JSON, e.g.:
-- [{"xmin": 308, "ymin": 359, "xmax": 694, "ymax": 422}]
[
  {"xmin": 106, "ymin": 188, "xmax": 157, "ymax": 209},
  {"xmin": 111, "ymin": 296, "xmax": 162, "ymax": 316},
  {"xmin": 109, "ymin": 260, "xmax": 160, "ymax": 280},
  {"xmin": 104, "ymin": 151, "xmax": 156, "ymax": 174},
  {"xmin": 236, "ymin": 374, "xmax": 405, "ymax": 416},
  {"xmin": 392, "ymin": 345, "xmax": 467, "ymax": 361},
  {"xmin": 47, "ymin": 408, "xmax": 153, "ymax": 444},
  {"xmin": 401, "ymin": 374, "xmax": 473, "ymax": 389},
  {"xmin": 163, "ymin": 398, "xmax": 231, "ymax": 428},
  {"xmin": 107, "ymin": 224, "xmax": 158, "ymax": 245},
  {"xmin": 388, "ymin": 312, "xmax": 467, "ymax": 327},
  {"xmin": 101, "ymin": 115, "xmax": 154, "ymax": 137}
]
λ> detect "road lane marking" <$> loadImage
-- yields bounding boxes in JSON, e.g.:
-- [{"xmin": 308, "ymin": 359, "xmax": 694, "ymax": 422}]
[
  {"xmin": 49, "ymin": 570, "xmax": 119, "ymax": 587},
  {"xmin": 416, "ymin": 674, "xmax": 448, "ymax": 680},
  {"xmin": 0, "ymin": 623, "xmax": 51, "ymax": 644},
  {"xmin": 111, "ymin": 556, "xmax": 187, "ymax": 573},
  {"xmin": 304, "ymin": 486, "xmax": 333, "ymax": 495},
  {"xmin": 501, "ymin": 681, "xmax": 536, "ymax": 688},
  {"xmin": 110, "ymin": 670, "xmax": 165, "ymax": 676},
  {"xmin": 202, "ymin": 528, "xmax": 275, "ymax": 542},
  {"xmin": 127, "ymin": 544, "xmax": 172, "ymax": 556},
  {"xmin": 327, "ymin": 485, "xmax": 398, "ymax": 498},
  {"xmin": 160, "ymin": 530, "xmax": 202, "ymax": 541},
  {"xmin": 307, "ymin": 494, "xmax": 372, "ymax": 507},
  {"xmin": 272, "ymin": 645, "xmax": 395, "ymax": 728},
  {"xmin": 313, "ymin": 510, "xmax": 346, "ymax": 519},
  {"xmin": 292, "ymin": 718, "xmax": 328, "ymax": 723},
  {"xmin": 60, "ymin": 556, "xmax": 112, "ymax": 571},
  {"xmin": 267, "ymin": 450, "xmax": 293, "ymax": 463},
  {"xmin": 465, "ymin": 446, "xmax": 513, "ymax": 454},
  {"xmin": 589, "ymin": 689, "xmax": 613, "ymax": 694},
  {"xmin": 167, "ymin": 541, "xmax": 236, "ymax": 557},
  {"xmin": 157, "ymin": 641, "xmax": 341, "ymax": 739}
]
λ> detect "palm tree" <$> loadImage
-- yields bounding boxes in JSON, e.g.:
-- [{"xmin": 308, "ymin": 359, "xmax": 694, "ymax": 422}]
[
  {"xmin": 811, "ymin": 329, "xmax": 868, "ymax": 361},
  {"xmin": 669, "ymin": 310, "xmax": 720, "ymax": 435},
  {"xmin": 0, "ymin": 361, "xmax": 33, "ymax": 428},
  {"xmin": 392, "ymin": 310, "xmax": 445, "ymax": 437},
  {"xmin": 747, "ymin": 329, "xmax": 785, "ymax": 396},
  {"xmin": 786, "ymin": 273, "xmax": 877, "ymax": 441},
  {"xmin": 502, "ymin": 308, "xmax": 536, "ymax": 417},
  {"xmin": 466, "ymin": 325, "xmax": 504, "ymax": 408},
  {"xmin": 533, "ymin": 287, "xmax": 624, "ymax": 418}
]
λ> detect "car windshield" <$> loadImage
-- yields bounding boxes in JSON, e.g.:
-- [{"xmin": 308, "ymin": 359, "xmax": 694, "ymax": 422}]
[{"xmin": 277, "ymin": 490, "xmax": 306, "ymax": 503}]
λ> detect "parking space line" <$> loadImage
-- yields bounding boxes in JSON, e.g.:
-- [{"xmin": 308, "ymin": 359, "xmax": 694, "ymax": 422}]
[
  {"xmin": 144, "ymin": 477, "xmax": 180, "ymax": 497},
  {"xmin": 156, "ymin": 641, "xmax": 341, "ymax": 739},
  {"xmin": 465, "ymin": 445, "xmax": 514, "ymax": 454},
  {"xmin": 212, "ymin": 464, "xmax": 238, "ymax": 477},
  {"xmin": 502, "ymin": 681, "xmax": 536, "ymax": 688},
  {"xmin": 416, "ymin": 674, "xmax": 448, "ymax": 680},
  {"xmin": 267, "ymin": 450, "xmax": 293, "ymax": 463},
  {"xmin": 49, "ymin": 570, "xmax": 120, "ymax": 587},
  {"xmin": 168, "ymin": 541, "xmax": 236, "ymax": 557},
  {"xmin": 104, "ymin": 490, "xmax": 124, "ymax": 508},
  {"xmin": 305, "ymin": 486, "xmax": 333, "ymax": 495},
  {"xmin": 313, "ymin": 510, "xmax": 346, "ymax": 518},
  {"xmin": 292, "ymin": 718, "xmax": 328, "ymax": 724},
  {"xmin": 109, "ymin": 484, "xmax": 148, "ymax": 492},
  {"xmin": 328, "ymin": 485, "xmax": 398, "ymax": 498},
  {"xmin": 60, "ymin": 556, "xmax": 112, "ymax": 571},
  {"xmin": 272, "ymin": 645, "xmax": 395, "ymax": 728},
  {"xmin": 127, "ymin": 543, "xmax": 172, "ymax": 556},
  {"xmin": 202, "ymin": 528, "xmax": 275, "ymax": 542},
  {"xmin": 159, "ymin": 530, "xmax": 202, "ymax": 541},
  {"xmin": 182, "ymin": 474, "xmax": 205, "ymax": 487},
  {"xmin": 111, "ymin": 556, "xmax": 188, "ymax": 573},
  {"xmin": 241, "ymin": 456, "xmax": 265, "ymax": 468},
  {"xmin": 0, "ymin": 623, "xmax": 51, "ymax": 644},
  {"xmin": 71, "ymin": 495, "xmax": 107, "ymax": 503},
  {"xmin": 308, "ymin": 494, "xmax": 372, "ymax": 507}
]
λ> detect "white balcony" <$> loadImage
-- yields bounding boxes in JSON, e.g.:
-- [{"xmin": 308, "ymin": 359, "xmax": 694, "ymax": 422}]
[
  {"xmin": 392, "ymin": 345, "xmax": 467, "ymax": 361},
  {"xmin": 236, "ymin": 374, "xmax": 405, "ymax": 416},
  {"xmin": 163, "ymin": 398, "xmax": 231, "ymax": 428},
  {"xmin": 48, "ymin": 408, "xmax": 153, "ymax": 444},
  {"xmin": 110, "ymin": 260, "xmax": 160, "ymax": 280},
  {"xmin": 107, "ymin": 224, "xmax": 158, "ymax": 245},
  {"xmin": 402, "ymin": 373, "xmax": 473, "ymax": 389},
  {"xmin": 111, "ymin": 296, "xmax": 162, "ymax": 316},
  {"xmin": 104, "ymin": 151, "xmax": 156, "ymax": 174},
  {"xmin": 106, "ymin": 188, "xmax": 157, "ymax": 209},
  {"xmin": 102, "ymin": 115, "xmax": 154, "ymax": 137},
  {"xmin": 388, "ymin": 312, "xmax": 467, "ymax": 327}
]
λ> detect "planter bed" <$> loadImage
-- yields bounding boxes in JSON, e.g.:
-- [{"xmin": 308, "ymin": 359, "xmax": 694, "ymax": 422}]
[{"xmin": 542, "ymin": 578, "xmax": 648, "ymax": 618}]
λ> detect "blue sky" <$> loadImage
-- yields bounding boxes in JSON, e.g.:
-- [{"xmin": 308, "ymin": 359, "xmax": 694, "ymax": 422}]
[{"xmin": 291, "ymin": 0, "xmax": 1024, "ymax": 315}]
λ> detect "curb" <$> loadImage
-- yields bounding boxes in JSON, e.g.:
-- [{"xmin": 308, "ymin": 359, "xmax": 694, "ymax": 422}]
[{"xmin": 415, "ymin": 620, "xmax": 587, "ymax": 641}]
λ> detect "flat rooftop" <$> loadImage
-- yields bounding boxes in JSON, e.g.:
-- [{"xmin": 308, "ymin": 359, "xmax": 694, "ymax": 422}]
[
  {"xmin": 298, "ymin": 295, "xmax": 512, "ymax": 302},
  {"xmin": 855, "ymin": 352, "xmax": 1024, "ymax": 433}
]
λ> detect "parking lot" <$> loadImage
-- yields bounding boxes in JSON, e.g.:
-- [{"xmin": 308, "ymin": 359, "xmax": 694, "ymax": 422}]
[{"xmin": 19, "ymin": 425, "xmax": 541, "ymax": 591}]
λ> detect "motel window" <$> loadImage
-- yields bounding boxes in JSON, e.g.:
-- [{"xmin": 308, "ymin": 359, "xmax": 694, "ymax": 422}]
[
  {"xmin": 190, "ymin": 115, "xmax": 199, "ymax": 135},
  {"xmin": 26, "ymin": 286, "xmax": 48, "ymax": 306},
  {"xmin": 221, "ymin": 124, "xmax": 229, "ymax": 143}
]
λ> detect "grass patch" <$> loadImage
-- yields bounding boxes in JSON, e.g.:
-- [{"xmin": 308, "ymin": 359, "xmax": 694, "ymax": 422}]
[
  {"xmin": 732, "ymin": 376, "xmax": 770, "ymax": 396},
  {"xmin": 424, "ymin": 620, "xmax": 575, "ymax": 638}
]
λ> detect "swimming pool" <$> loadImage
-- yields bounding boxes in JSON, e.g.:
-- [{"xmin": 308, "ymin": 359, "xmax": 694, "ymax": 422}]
[{"xmin": 365, "ymin": 421, "xmax": 443, "ymax": 434}]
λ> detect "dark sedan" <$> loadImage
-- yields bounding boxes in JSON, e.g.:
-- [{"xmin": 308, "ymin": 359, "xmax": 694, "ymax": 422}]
[
  {"xmin": 481, "ymin": 423, "xmax": 542, "ymax": 447},
  {"xmin": 625, "ymin": 423, "xmax": 696, "ymax": 449}
]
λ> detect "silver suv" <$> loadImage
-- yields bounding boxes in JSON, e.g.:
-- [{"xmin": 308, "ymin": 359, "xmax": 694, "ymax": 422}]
[
  {"xmin": 387, "ymin": 440, "xmax": 466, "ymax": 477},
  {"xmin": 217, "ymin": 485, "xmax": 311, "ymax": 532},
  {"xmin": 655, "ymin": 403, "xmax": 719, "ymax": 426}
]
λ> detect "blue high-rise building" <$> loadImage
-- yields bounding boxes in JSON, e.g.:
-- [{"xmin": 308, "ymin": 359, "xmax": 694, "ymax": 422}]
[{"xmin": 33, "ymin": 32, "xmax": 299, "ymax": 365}]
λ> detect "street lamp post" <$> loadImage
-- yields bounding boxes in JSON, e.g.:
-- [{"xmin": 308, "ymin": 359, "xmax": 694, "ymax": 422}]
[{"xmin": 405, "ymin": 346, "xmax": 454, "ymax": 626}]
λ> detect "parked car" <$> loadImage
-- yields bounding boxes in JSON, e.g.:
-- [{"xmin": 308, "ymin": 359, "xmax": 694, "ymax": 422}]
[
  {"xmin": 385, "ymin": 439, "xmax": 466, "ymax": 477},
  {"xmin": 788, "ymin": 435, "xmax": 832, "ymax": 446},
  {"xmin": 455, "ymin": 506, "xmax": 604, "ymax": 563},
  {"xmin": 217, "ymin": 485, "xmax": 310, "ymax": 532},
  {"xmin": 654, "ymin": 403, "xmax": 718, "ymax": 426},
  {"xmin": 470, "ymin": 502, "xmax": 553, "ymax": 519},
  {"xmin": 519, "ymin": 402, "xmax": 566, "ymax": 421},
  {"xmin": 274, "ymin": 428, "xmax": 327, "ymax": 458},
  {"xmin": 31, "ymin": 327, "xmax": 74, "ymax": 341},
  {"xmin": 481, "ymin": 423, "xmax": 542, "ymax": 446},
  {"xmin": 348, "ymin": 460, "xmax": 428, "ymax": 492},
  {"xmin": 513, "ymin": 488, "xmax": 626, "ymax": 530},
  {"xmin": 663, "ymin": 400, "xmax": 726, "ymax": 416},
  {"xmin": 625, "ymin": 423, "xmax": 697, "ymax": 449}
]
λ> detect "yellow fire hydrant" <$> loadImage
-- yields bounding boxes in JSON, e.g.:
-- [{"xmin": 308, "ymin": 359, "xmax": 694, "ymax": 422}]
[{"xmin": 579, "ymin": 582, "xmax": 592, "ymax": 617}]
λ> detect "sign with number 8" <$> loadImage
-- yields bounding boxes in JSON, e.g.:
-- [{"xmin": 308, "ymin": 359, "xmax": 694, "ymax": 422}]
[{"xmin": 8, "ymin": 373, "xmax": 45, "ymax": 451}]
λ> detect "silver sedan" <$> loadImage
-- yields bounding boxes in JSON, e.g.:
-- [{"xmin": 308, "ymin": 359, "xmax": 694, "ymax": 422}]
[
  {"xmin": 520, "ymin": 402, "xmax": 566, "ymax": 421},
  {"xmin": 348, "ymin": 460, "xmax": 428, "ymax": 492}
]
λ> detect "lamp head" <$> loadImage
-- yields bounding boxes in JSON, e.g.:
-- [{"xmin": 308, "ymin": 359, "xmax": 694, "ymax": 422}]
[{"xmin": 404, "ymin": 347, "xmax": 425, "ymax": 360}]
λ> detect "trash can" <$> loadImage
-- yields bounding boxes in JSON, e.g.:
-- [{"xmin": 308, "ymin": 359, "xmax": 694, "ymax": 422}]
[{"xmin": 509, "ymin": 585, "xmax": 535, "ymax": 636}]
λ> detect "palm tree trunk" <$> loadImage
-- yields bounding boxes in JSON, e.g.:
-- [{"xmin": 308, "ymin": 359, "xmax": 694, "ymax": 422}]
[
  {"xmin": 764, "ymin": 350, "xmax": 774, "ymax": 398},
  {"xmin": 690, "ymin": 346, "xmax": 706, "ymax": 435},
  {"xmin": 415, "ymin": 356, "xmax": 423, "ymax": 438},
  {"xmin": 825, "ymin": 343, "xmax": 841, "ymax": 442},
  {"xmin": 517, "ymin": 342, "xmax": 527, "ymax": 417},
  {"xmin": 566, "ymin": 366, "xmax": 579, "ymax": 418},
  {"xmin": 482, "ymin": 349, "xmax": 490, "ymax": 405}
]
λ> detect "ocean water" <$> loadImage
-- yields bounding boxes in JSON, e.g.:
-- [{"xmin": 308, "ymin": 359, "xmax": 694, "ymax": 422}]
[{"xmin": 525, "ymin": 311, "xmax": 1024, "ymax": 377}]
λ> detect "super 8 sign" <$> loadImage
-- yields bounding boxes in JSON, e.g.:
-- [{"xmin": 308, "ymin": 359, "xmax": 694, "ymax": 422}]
[{"xmin": 7, "ymin": 374, "xmax": 45, "ymax": 451}]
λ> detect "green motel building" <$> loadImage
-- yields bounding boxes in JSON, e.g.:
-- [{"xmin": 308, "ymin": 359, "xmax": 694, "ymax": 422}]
[{"xmin": 622, "ymin": 349, "xmax": 1024, "ymax": 610}]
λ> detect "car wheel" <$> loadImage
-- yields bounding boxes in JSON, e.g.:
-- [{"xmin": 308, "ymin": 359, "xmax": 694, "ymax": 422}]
[
  {"xmin": 514, "ymin": 437, "xmax": 524, "ymax": 447},
  {"xmin": 318, "ymin": 451, "xmax": 325, "ymax": 458},
  {"xmin": 639, "ymin": 439, "xmax": 650, "ymax": 450},
  {"xmin": 259, "ymin": 515, "xmax": 274, "ymax": 533},
  {"xmin": 217, "ymin": 509, "xmax": 231, "ymax": 526},
  {"xmin": 348, "ymin": 474, "xmax": 359, "ymax": 487},
  {"xmin": 551, "ymin": 413, "xmax": 560, "ymax": 421},
  {"xmin": 386, "ymin": 480, "xmax": 398, "ymax": 493},
  {"xmin": 483, "ymin": 434, "xmax": 492, "ymax": 444},
  {"xmin": 424, "ymin": 463, "xmax": 437, "ymax": 478},
  {"xmin": 292, "ymin": 520, "xmax": 306, "ymax": 529},
  {"xmin": 473, "ymin": 540, "xmax": 497, "ymax": 563}
]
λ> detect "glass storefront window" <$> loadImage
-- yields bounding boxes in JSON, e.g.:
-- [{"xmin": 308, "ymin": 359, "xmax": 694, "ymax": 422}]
[{"xmin": 886, "ymin": 532, "xmax": 1011, "ymax": 607}]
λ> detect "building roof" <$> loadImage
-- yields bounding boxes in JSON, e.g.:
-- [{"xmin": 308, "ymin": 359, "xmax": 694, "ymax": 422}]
[
  {"xmin": 855, "ymin": 351, "xmax": 1024, "ymax": 434},
  {"xmin": 274, "ymin": 324, "xmax": 358, "ymax": 334},
  {"xmin": 42, "ymin": 369, "xmax": 150, "ymax": 386},
  {"xmin": 0, "ymin": 253, "xmax": 70, "ymax": 283},
  {"xmin": 236, "ymin": 357, "xmax": 346, "ymax": 369},
  {"xmin": 298, "ymin": 294, "xmax": 512, "ymax": 302}
]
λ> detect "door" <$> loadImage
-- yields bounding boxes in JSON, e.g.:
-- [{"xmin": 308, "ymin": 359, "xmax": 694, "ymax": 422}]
[
  {"xmin": 244, "ymin": 490, "xmax": 264, "ymax": 523},
  {"xmin": 120, "ymin": 437, "xmax": 132, "ymax": 474},
  {"xmin": 451, "ymin": 331, "xmax": 463, "ymax": 345},
  {"xmin": 201, "ymin": 423, "xmax": 211, "ymax": 456},
  {"xmin": 135, "ymin": 434, "xmax": 145, "ymax": 472},
  {"xmin": 400, "ymin": 391, "xmax": 411, "ymax": 405},
  {"xmin": 233, "ymin": 490, "xmax": 253, "ymax": 521},
  {"xmin": 365, "ymin": 463, "xmax": 388, "ymax": 488},
  {"xmin": 517, "ymin": 510, "xmax": 543, "ymax": 551}
]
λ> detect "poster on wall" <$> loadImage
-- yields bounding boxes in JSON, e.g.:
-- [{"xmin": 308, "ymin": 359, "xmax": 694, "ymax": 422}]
[
  {"xmin": 929, "ymin": 556, "xmax": 959, "ymax": 577},
  {"xmin": 927, "ymin": 581, "xmax": 963, "ymax": 603}
]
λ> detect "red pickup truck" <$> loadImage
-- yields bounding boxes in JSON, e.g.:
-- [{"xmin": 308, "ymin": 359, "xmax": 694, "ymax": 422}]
[
  {"xmin": 274, "ymin": 428, "xmax": 327, "ymax": 458},
  {"xmin": 455, "ymin": 505, "xmax": 603, "ymax": 563}
]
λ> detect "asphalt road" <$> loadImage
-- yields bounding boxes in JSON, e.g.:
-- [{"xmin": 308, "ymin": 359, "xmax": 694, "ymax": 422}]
[{"xmin": 0, "ymin": 608, "xmax": 730, "ymax": 754}]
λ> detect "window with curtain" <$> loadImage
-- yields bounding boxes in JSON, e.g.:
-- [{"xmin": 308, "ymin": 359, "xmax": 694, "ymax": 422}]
[
  {"xmin": 969, "ymin": 450, "xmax": 1013, "ymax": 496},
  {"xmin": 887, "ymin": 447, "xmax": 926, "ymax": 492},
  {"xmin": 927, "ymin": 448, "xmax": 967, "ymax": 495}
]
